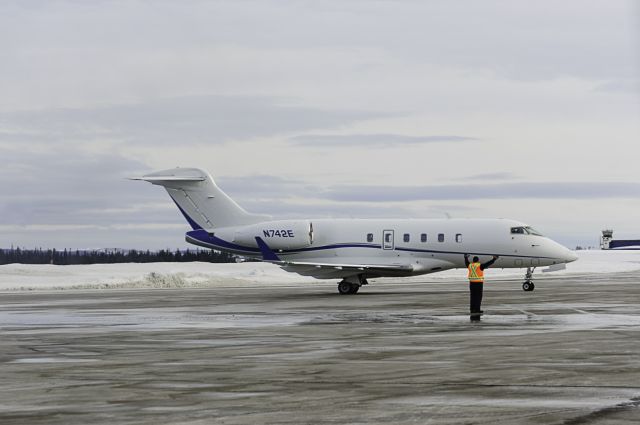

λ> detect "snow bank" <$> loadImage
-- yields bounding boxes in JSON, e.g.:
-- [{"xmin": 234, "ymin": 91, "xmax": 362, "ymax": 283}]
[
  {"xmin": 0, "ymin": 262, "xmax": 317, "ymax": 291},
  {"xmin": 0, "ymin": 250, "xmax": 638, "ymax": 291}
]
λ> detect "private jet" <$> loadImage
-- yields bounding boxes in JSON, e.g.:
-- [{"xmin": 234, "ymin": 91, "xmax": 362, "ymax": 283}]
[{"xmin": 133, "ymin": 168, "xmax": 577, "ymax": 294}]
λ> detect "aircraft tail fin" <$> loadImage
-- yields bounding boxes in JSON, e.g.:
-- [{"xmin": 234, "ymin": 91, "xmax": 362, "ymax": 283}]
[{"xmin": 132, "ymin": 168, "xmax": 270, "ymax": 229}]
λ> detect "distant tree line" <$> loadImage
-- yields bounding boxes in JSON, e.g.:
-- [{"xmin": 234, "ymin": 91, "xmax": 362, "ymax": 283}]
[{"xmin": 0, "ymin": 248, "xmax": 236, "ymax": 265}]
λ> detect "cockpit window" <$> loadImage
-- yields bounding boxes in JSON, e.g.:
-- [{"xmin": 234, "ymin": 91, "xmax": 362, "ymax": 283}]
[
  {"xmin": 524, "ymin": 226, "xmax": 544, "ymax": 236},
  {"xmin": 511, "ymin": 226, "xmax": 544, "ymax": 236}
]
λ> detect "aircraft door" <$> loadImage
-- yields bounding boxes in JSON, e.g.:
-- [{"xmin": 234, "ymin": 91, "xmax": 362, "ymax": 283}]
[{"xmin": 383, "ymin": 230, "xmax": 395, "ymax": 250}]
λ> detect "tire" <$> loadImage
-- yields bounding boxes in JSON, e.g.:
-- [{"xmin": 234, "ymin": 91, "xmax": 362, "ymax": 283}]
[
  {"xmin": 338, "ymin": 281, "xmax": 352, "ymax": 295},
  {"xmin": 522, "ymin": 281, "xmax": 532, "ymax": 291},
  {"xmin": 350, "ymin": 285, "xmax": 360, "ymax": 294}
]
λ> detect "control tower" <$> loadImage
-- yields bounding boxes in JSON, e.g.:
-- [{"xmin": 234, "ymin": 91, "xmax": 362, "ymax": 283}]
[
  {"xmin": 600, "ymin": 229, "xmax": 640, "ymax": 250},
  {"xmin": 600, "ymin": 229, "xmax": 614, "ymax": 249}
]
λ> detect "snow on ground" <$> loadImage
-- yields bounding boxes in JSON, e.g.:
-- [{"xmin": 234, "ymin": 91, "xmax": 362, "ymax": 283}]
[
  {"xmin": 0, "ymin": 262, "xmax": 318, "ymax": 291},
  {"xmin": 0, "ymin": 250, "xmax": 638, "ymax": 291}
]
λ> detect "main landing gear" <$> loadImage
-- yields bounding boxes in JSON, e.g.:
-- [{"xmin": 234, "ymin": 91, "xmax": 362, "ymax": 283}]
[
  {"xmin": 337, "ymin": 275, "xmax": 368, "ymax": 295},
  {"xmin": 522, "ymin": 267, "xmax": 536, "ymax": 291}
]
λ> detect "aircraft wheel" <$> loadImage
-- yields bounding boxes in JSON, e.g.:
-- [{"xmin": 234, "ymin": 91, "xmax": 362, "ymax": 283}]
[
  {"xmin": 522, "ymin": 281, "xmax": 534, "ymax": 292},
  {"xmin": 338, "ymin": 281, "xmax": 352, "ymax": 295},
  {"xmin": 350, "ymin": 284, "xmax": 360, "ymax": 294}
]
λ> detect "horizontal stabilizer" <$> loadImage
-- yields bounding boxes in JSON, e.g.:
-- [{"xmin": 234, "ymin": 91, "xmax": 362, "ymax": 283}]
[
  {"xmin": 131, "ymin": 167, "xmax": 271, "ymax": 229},
  {"xmin": 130, "ymin": 175, "xmax": 206, "ymax": 182}
]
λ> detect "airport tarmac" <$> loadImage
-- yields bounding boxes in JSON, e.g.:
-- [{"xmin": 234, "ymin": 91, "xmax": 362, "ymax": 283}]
[{"xmin": 1, "ymin": 272, "xmax": 639, "ymax": 424}]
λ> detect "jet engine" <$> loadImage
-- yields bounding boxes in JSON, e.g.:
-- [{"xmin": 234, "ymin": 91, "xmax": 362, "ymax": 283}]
[{"xmin": 220, "ymin": 220, "xmax": 314, "ymax": 250}]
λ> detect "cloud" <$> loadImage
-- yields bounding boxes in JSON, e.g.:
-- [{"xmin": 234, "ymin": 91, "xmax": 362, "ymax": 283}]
[
  {"xmin": 216, "ymin": 175, "xmax": 316, "ymax": 198},
  {"xmin": 0, "ymin": 95, "xmax": 380, "ymax": 145},
  {"xmin": 593, "ymin": 79, "xmax": 640, "ymax": 94},
  {"xmin": 288, "ymin": 134, "xmax": 478, "ymax": 147},
  {"xmin": 216, "ymin": 176, "xmax": 640, "ymax": 206},
  {"xmin": 457, "ymin": 172, "xmax": 519, "ymax": 181},
  {"xmin": 322, "ymin": 182, "xmax": 640, "ymax": 202},
  {"xmin": 238, "ymin": 199, "xmax": 418, "ymax": 219},
  {"xmin": 213, "ymin": 175, "xmax": 477, "ymax": 218},
  {"xmin": 178, "ymin": 1, "xmax": 637, "ymax": 82},
  {"xmin": 0, "ymin": 147, "xmax": 161, "ymax": 226}
]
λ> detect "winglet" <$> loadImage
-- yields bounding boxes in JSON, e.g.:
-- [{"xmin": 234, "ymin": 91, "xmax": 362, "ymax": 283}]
[{"xmin": 255, "ymin": 237, "xmax": 281, "ymax": 261}]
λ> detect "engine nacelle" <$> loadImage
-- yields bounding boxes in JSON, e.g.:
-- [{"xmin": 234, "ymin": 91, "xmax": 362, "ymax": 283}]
[{"xmin": 216, "ymin": 220, "xmax": 314, "ymax": 250}]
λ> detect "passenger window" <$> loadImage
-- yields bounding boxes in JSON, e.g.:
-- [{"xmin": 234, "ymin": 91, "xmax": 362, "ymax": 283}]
[
  {"xmin": 438, "ymin": 233, "xmax": 444, "ymax": 242},
  {"xmin": 456, "ymin": 233, "xmax": 462, "ymax": 243},
  {"xmin": 421, "ymin": 233, "xmax": 427, "ymax": 243},
  {"xmin": 403, "ymin": 233, "xmax": 410, "ymax": 243},
  {"xmin": 385, "ymin": 233, "xmax": 392, "ymax": 243},
  {"xmin": 367, "ymin": 233, "xmax": 373, "ymax": 243}
]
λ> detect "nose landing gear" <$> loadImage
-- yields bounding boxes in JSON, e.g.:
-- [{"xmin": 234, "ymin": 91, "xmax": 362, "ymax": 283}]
[{"xmin": 522, "ymin": 267, "xmax": 536, "ymax": 291}]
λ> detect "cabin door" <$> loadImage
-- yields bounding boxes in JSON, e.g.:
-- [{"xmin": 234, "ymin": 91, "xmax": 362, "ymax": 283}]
[{"xmin": 382, "ymin": 230, "xmax": 395, "ymax": 250}]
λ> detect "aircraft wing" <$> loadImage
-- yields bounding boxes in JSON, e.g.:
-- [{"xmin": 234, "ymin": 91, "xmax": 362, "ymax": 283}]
[
  {"xmin": 271, "ymin": 260, "xmax": 416, "ymax": 279},
  {"xmin": 253, "ymin": 236, "xmax": 452, "ymax": 279}
]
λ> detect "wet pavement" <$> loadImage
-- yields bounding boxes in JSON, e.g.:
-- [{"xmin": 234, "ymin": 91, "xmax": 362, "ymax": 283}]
[{"xmin": 1, "ymin": 272, "xmax": 639, "ymax": 424}]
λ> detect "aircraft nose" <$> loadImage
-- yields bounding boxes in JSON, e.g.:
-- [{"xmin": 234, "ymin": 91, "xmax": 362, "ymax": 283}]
[
  {"xmin": 563, "ymin": 249, "xmax": 578, "ymax": 263},
  {"xmin": 547, "ymin": 238, "xmax": 578, "ymax": 263}
]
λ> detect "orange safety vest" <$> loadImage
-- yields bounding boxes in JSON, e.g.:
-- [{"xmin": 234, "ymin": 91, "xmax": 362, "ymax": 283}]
[{"xmin": 468, "ymin": 262, "xmax": 484, "ymax": 283}]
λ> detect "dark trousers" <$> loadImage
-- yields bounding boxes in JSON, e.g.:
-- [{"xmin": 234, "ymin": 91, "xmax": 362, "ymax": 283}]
[{"xmin": 469, "ymin": 282, "xmax": 483, "ymax": 313}]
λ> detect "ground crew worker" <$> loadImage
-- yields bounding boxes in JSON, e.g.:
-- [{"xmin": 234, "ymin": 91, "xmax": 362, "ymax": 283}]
[{"xmin": 464, "ymin": 254, "xmax": 499, "ymax": 321}]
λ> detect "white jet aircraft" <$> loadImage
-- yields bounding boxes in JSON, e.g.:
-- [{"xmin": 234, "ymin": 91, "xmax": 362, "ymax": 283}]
[{"xmin": 134, "ymin": 168, "xmax": 577, "ymax": 294}]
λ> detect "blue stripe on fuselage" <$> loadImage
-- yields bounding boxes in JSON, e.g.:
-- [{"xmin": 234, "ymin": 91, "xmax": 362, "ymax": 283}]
[{"xmin": 187, "ymin": 229, "xmax": 260, "ymax": 253}]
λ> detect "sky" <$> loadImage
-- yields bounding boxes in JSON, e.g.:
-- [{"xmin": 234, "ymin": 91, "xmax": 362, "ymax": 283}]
[{"xmin": 0, "ymin": 0, "xmax": 639, "ymax": 250}]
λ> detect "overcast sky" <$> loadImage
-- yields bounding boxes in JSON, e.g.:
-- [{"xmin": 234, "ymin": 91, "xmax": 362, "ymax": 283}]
[{"xmin": 1, "ymin": 0, "xmax": 639, "ymax": 250}]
